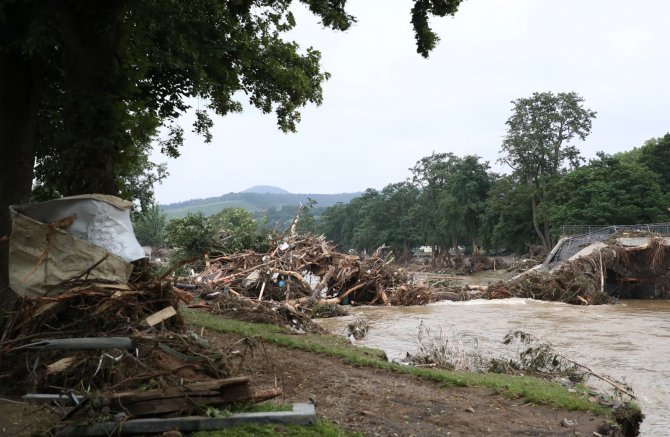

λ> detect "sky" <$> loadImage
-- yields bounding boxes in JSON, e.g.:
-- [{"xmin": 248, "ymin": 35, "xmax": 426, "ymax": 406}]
[{"xmin": 151, "ymin": 0, "xmax": 670, "ymax": 204}]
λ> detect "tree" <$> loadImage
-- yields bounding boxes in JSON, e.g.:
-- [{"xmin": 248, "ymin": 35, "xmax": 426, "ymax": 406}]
[
  {"xmin": 438, "ymin": 155, "xmax": 492, "ymax": 253},
  {"xmin": 133, "ymin": 204, "xmax": 167, "ymax": 247},
  {"xmin": 319, "ymin": 202, "xmax": 349, "ymax": 247},
  {"xmin": 211, "ymin": 207, "xmax": 269, "ymax": 253},
  {"xmin": 549, "ymin": 153, "xmax": 668, "ymax": 228},
  {"xmin": 0, "ymin": 0, "xmax": 465, "ymax": 294},
  {"xmin": 379, "ymin": 182, "xmax": 420, "ymax": 260},
  {"xmin": 498, "ymin": 91, "xmax": 596, "ymax": 252},
  {"xmin": 409, "ymin": 153, "xmax": 492, "ymax": 258},
  {"xmin": 483, "ymin": 175, "xmax": 537, "ymax": 253},
  {"xmin": 636, "ymin": 133, "xmax": 670, "ymax": 188},
  {"xmin": 410, "ymin": 152, "xmax": 457, "ymax": 260},
  {"xmin": 295, "ymin": 207, "xmax": 318, "ymax": 235},
  {"xmin": 351, "ymin": 182, "xmax": 419, "ymax": 260},
  {"xmin": 164, "ymin": 213, "xmax": 217, "ymax": 259}
]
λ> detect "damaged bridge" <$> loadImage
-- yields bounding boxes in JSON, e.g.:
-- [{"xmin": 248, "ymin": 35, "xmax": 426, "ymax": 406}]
[
  {"xmin": 487, "ymin": 224, "xmax": 670, "ymax": 304},
  {"xmin": 544, "ymin": 224, "xmax": 670, "ymax": 299}
]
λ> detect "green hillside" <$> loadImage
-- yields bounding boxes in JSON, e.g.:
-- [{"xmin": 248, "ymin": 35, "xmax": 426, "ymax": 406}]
[{"xmin": 161, "ymin": 188, "xmax": 360, "ymax": 219}]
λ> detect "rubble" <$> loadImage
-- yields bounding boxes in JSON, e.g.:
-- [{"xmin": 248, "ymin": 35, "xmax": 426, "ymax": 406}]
[
  {"xmin": 188, "ymin": 234, "xmax": 436, "ymax": 310},
  {"xmin": 484, "ymin": 232, "xmax": 670, "ymax": 304},
  {"xmin": 0, "ymin": 277, "xmax": 282, "ymax": 434}
]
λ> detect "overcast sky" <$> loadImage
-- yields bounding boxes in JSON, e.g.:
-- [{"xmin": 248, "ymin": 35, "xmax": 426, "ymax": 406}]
[{"xmin": 151, "ymin": 0, "xmax": 670, "ymax": 204}]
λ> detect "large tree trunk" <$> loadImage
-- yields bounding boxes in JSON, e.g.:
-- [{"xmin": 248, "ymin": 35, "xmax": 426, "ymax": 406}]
[
  {"xmin": 0, "ymin": 52, "xmax": 42, "ymax": 305},
  {"xmin": 530, "ymin": 195, "xmax": 549, "ymax": 253},
  {"xmin": 401, "ymin": 239, "xmax": 410, "ymax": 262},
  {"xmin": 53, "ymin": 1, "xmax": 127, "ymax": 196}
]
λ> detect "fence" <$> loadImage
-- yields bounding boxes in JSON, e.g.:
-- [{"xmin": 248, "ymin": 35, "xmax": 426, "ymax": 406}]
[
  {"xmin": 559, "ymin": 224, "xmax": 670, "ymax": 237},
  {"xmin": 546, "ymin": 223, "xmax": 670, "ymax": 265}
]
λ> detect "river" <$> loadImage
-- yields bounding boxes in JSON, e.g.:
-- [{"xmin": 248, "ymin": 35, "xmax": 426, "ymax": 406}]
[{"xmin": 318, "ymin": 299, "xmax": 670, "ymax": 436}]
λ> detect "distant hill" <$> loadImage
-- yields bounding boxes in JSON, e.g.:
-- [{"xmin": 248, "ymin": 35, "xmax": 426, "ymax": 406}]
[
  {"xmin": 242, "ymin": 185, "xmax": 289, "ymax": 194},
  {"xmin": 161, "ymin": 190, "xmax": 360, "ymax": 219}
]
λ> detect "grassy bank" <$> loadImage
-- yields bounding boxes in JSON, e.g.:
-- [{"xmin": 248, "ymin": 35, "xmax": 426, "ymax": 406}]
[{"xmin": 185, "ymin": 310, "xmax": 607, "ymax": 415}]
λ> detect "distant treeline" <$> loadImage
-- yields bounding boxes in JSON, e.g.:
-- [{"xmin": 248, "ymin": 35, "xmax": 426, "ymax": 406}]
[
  {"xmin": 318, "ymin": 134, "xmax": 670, "ymax": 259},
  {"xmin": 161, "ymin": 192, "xmax": 360, "ymax": 219}
]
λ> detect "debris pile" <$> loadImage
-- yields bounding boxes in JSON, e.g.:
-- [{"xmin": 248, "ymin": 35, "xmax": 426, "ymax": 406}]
[
  {"xmin": 485, "ymin": 233, "xmax": 670, "ymax": 304},
  {"xmin": 189, "ymin": 235, "xmax": 435, "ymax": 309},
  {"xmin": 0, "ymin": 279, "xmax": 281, "ymax": 434},
  {"xmin": 449, "ymin": 254, "xmax": 498, "ymax": 275}
]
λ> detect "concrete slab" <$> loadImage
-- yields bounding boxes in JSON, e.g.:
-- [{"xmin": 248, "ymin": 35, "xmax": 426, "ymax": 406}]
[{"xmin": 56, "ymin": 402, "xmax": 316, "ymax": 436}]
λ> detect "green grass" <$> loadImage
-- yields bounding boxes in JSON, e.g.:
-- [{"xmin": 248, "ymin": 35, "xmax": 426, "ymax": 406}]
[
  {"xmin": 191, "ymin": 419, "xmax": 363, "ymax": 437},
  {"xmin": 185, "ymin": 310, "xmax": 607, "ymax": 415},
  {"xmin": 203, "ymin": 403, "xmax": 293, "ymax": 418}
]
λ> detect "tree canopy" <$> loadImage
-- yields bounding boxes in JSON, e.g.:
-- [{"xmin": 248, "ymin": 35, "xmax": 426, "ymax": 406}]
[
  {"xmin": 499, "ymin": 91, "xmax": 596, "ymax": 251},
  {"xmin": 0, "ymin": 0, "xmax": 466, "ymax": 293}
]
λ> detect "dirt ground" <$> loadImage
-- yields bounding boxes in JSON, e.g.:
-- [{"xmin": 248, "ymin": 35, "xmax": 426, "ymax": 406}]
[
  {"xmin": 0, "ymin": 329, "xmax": 613, "ymax": 437},
  {"xmin": 206, "ymin": 331, "xmax": 612, "ymax": 437}
]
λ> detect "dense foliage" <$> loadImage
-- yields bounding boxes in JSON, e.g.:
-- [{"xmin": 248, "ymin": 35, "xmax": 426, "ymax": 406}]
[
  {"xmin": 1, "ymin": 0, "xmax": 464, "ymax": 292},
  {"xmin": 498, "ymin": 92, "xmax": 597, "ymax": 251},
  {"xmin": 133, "ymin": 204, "xmax": 167, "ymax": 247},
  {"xmin": 164, "ymin": 208, "xmax": 270, "ymax": 259},
  {"xmin": 320, "ymin": 129, "xmax": 670, "ymax": 257}
]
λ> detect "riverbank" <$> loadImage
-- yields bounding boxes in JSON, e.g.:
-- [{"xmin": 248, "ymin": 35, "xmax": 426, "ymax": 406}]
[
  {"xmin": 0, "ymin": 309, "xmax": 641, "ymax": 436},
  {"xmin": 187, "ymin": 311, "xmax": 639, "ymax": 436}
]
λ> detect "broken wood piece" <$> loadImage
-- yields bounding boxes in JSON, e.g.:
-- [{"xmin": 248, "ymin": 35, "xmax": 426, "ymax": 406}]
[
  {"xmin": 309, "ymin": 265, "xmax": 336, "ymax": 300},
  {"xmin": 271, "ymin": 269, "xmax": 311, "ymax": 291},
  {"xmin": 89, "ymin": 282, "xmax": 132, "ymax": 291},
  {"xmin": 466, "ymin": 284, "xmax": 489, "ymax": 291},
  {"xmin": 120, "ymin": 386, "xmax": 281, "ymax": 417},
  {"xmin": 336, "ymin": 282, "xmax": 368, "ymax": 302},
  {"xmin": 577, "ymin": 295, "xmax": 589, "ymax": 305},
  {"xmin": 46, "ymin": 356, "xmax": 78, "ymax": 375},
  {"xmin": 145, "ymin": 306, "xmax": 177, "ymax": 327},
  {"xmin": 288, "ymin": 296, "xmax": 339, "ymax": 305},
  {"xmin": 33, "ymin": 301, "xmax": 60, "ymax": 318},
  {"xmin": 109, "ymin": 377, "xmax": 251, "ymax": 406}
]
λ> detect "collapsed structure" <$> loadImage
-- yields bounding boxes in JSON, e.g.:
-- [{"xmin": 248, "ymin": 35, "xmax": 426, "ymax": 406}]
[{"xmin": 487, "ymin": 225, "xmax": 670, "ymax": 304}]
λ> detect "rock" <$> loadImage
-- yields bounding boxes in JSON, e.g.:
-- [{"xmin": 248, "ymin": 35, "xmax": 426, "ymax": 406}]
[
  {"xmin": 560, "ymin": 418, "xmax": 576, "ymax": 427},
  {"xmin": 465, "ymin": 407, "xmax": 475, "ymax": 413}
]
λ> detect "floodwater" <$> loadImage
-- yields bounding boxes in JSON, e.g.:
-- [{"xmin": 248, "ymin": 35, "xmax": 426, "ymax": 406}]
[{"xmin": 318, "ymin": 299, "xmax": 670, "ymax": 436}]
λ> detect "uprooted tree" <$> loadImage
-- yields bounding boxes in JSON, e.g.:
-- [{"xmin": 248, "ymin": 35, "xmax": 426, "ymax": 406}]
[{"xmin": 0, "ymin": 0, "xmax": 467, "ymax": 298}]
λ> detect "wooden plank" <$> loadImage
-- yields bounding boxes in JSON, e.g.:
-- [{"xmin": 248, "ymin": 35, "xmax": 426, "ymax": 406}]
[
  {"xmin": 46, "ymin": 356, "xmax": 78, "ymax": 375},
  {"xmin": 126, "ymin": 385, "xmax": 254, "ymax": 417},
  {"xmin": 145, "ymin": 306, "xmax": 177, "ymax": 327},
  {"xmin": 109, "ymin": 377, "xmax": 251, "ymax": 405}
]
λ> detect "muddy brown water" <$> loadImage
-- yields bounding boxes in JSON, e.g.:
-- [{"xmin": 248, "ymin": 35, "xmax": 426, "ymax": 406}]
[{"xmin": 318, "ymin": 299, "xmax": 670, "ymax": 436}]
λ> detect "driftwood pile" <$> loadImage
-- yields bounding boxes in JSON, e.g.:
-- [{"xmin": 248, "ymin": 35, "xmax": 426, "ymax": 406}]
[
  {"xmin": 485, "ymin": 265, "xmax": 616, "ymax": 305},
  {"xmin": 189, "ymin": 235, "xmax": 435, "ymax": 310},
  {"xmin": 485, "ymin": 234, "xmax": 670, "ymax": 305},
  {"xmin": 0, "ymin": 278, "xmax": 280, "ymax": 433}
]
